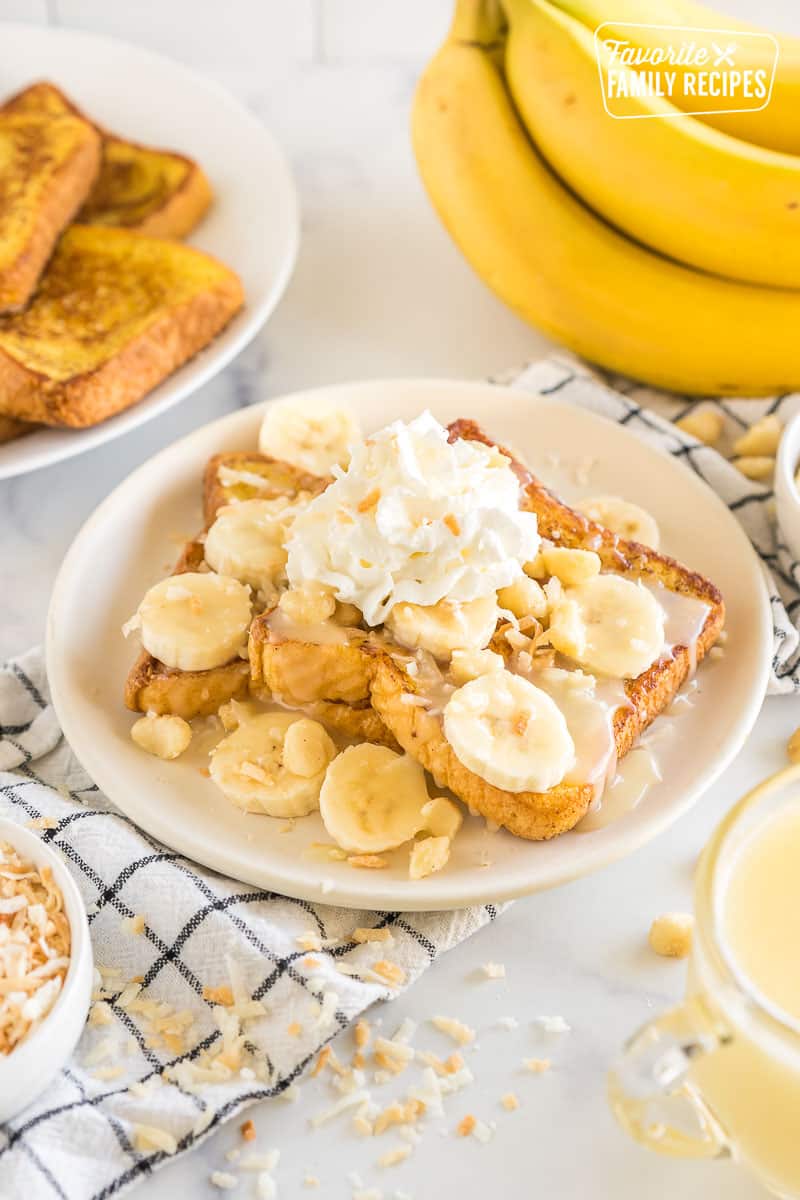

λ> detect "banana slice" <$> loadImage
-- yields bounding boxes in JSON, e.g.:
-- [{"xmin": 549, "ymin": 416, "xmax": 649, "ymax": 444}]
[
  {"xmin": 385, "ymin": 595, "xmax": 498, "ymax": 660},
  {"xmin": 443, "ymin": 672, "xmax": 575, "ymax": 794},
  {"xmin": 136, "ymin": 572, "xmax": 252, "ymax": 671},
  {"xmin": 548, "ymin": 574, "xmax": 664, "ymax": 679},
  {"xmin": 319, "ymin": 744, "xmax": 431, "ymax": 853},
  {"xmin": 210, "ymin": 713, "xmax": 336, "ymax": 817},
  {"xmin": 258, "ymin": 396, "xmax": 362, "ymax": 476},
  {"xmin": 204, "ymin": 499, "xmax": 294, "ymax": 595},
  {"xmin": 575, "ymin": 495, "xmax": 660, "ymax": 549}
]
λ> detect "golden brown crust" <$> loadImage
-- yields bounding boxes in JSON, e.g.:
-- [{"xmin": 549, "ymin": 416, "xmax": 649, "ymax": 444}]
[
  {"xmin": 2, "ymin": 82, "xmax": 213, "ymax": 238},
  {"xmin": 0, "ymin": 227, "xmax": 244, "ymax": 428},
  {"xmin": 203, "ymin": 452, "xmax": 327, "ymax": 526},
  {"xmin": 0, "ymin": 114, "xmax": 101, "ymax": 313},
  {"xmin": 363, "ymin": 419, "xmax": 726, "ymax": 840},
  {"xmin": 0, "ymin": 414, "xmax": 34, "ymax": 444},
  {"xmin": 305, "ymin": 698, "xmax": 400, "ymax": 751}
]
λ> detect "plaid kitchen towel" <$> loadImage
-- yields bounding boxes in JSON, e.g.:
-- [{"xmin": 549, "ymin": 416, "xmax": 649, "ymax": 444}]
[
  {"xmin": 2, "ymin": 354, "xmax": 799, "ymax": 1200},
  {"xmin": 0, "ymin": 653, "xmax": 501, "ymax": 1200}
]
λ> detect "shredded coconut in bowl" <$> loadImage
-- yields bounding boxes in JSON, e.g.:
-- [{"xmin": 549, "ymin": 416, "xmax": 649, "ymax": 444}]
[
  {"xmin": 285, "ymin": 412, "xmax": 539, "ymax": 625},
  {"xmin": 0, "ymin": 840, "xmax": 71, "ymax": 1056}
]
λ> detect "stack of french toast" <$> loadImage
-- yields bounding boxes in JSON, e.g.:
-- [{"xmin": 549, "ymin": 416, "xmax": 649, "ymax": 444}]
[
  {"xmin": 0, "ymin": 81, "xmax": 243, "ymax": 442},
  {"xmin": 123, "ymin": 402, "xmax": 724, "ymax": 881}
]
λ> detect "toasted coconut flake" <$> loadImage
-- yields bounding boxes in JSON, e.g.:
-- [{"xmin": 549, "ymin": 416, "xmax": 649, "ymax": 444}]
[
  {"xmin": 351, "ymin": 927, "xmax": 394, "ymax": 945},
  {"xmin": 457, "ymin": 1114, "xmax": 476, "ymax": 1137},
  {"xmin": 348, "ymin": 855, "xmax": 388, "ymax": 870},
  {"xmin": 378, "ymin": 1144, "xmax": 412, "ymax": 1168},
  {"xmin": 482, "ymin": 962, "xmax": 505, "ymax": 979},
  {"xmin": 311, "ymin": 1046, "xmax": 332, "ymax": 1077},
  {"xmin": 430, "ymin": 1016, "xmax": 475, "ymax": 1045},
  {"xmin": 203, "ymin": 984, "xmax": 235, "ymax": 1006},
  {"xmin": 501, "ymin": 1092, "xmax": 519, "ymax": 1111},
  {"xmin": 0, "ymin": 841, "xmax": 70, "ymax": 1056},
  {"xmin": 134, "ymin": 1124, "xmax": 178, "ymax": 1155},
  {"xmin": 523, "ymin": 1057, "xmax": 551, "ymax": 1073},
  {"xmin": 240, "ymin": 1119, "xmax": 256, "ymax": 1142},
  {"xmin": 354, "ymin": 1018, "xmax": 371, "ymax": 1049},
  {"xmin": 372, "ymin": 961, "xmax": 406, "ymax": 988}
]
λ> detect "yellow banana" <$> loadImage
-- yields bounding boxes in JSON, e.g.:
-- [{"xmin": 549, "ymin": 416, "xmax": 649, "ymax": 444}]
[
  {"xmin": 411, "ymin": 0, "xmax": 800, "ymax": 395},
  {"xmin": 503, "ymin": 0, "xmax": 800, "ymax": 288},
  {"xmin": 550, "ymin": 0, "xmax": 800, "ymax": 154}
]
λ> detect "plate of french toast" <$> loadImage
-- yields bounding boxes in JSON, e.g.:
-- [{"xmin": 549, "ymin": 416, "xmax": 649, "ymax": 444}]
[
  {"xmin": 0, "ymin": 24, "xmax": 298, "ymax": 480},
  {"xmin": 46, "ymin": 379, "xmax": 771, "ymax": 910}
]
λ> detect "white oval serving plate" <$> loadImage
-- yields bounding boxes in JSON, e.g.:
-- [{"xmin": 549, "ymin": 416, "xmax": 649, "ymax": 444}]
[
  {"xmin": 46, "ymin": 379, "xmax": 771, "ymax": 911},
  {"xmin": 0, "ymin": 22, "xmax": 298, "ymax": 481}
]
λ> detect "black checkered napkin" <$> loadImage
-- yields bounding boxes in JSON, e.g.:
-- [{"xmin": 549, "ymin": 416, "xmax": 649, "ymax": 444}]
[
  {"xmin": 0, "ymin": 649, "xmax": 499, "ymax": 1200},
  {"xmin": 501, "ymin": 356, "xmax": 800, "ymax": 693}
]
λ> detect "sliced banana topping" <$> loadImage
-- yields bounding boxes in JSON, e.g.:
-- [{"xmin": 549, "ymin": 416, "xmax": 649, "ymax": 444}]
[
  {"xmin": 443, "ymin": 672, "xmax": 575, "ymax": 794},
  {"xmin": 319, "ymin": 744, "xmax": 431, "ymax": 854},
  {"xmin": 259, "ymin": 395, "xmax": 362, "ymax": 476},
  {"xmin": 204, "ymin": 498, "xmax": 295, "ymax": 596},
  {"xmin": 210, "ymin": 713, "xmax": 337, "ymax": 817},
  {"xmin": 136, "ymin": 572, "xmax": 252, "ymax": 671},
  {"xmin": 548, "ymin": 574, "xmax": 664, "ymax": 679},
  {"xmin": 385, "ymin": 595, "xmax": 498, "ymax": 661},
  {"xmin": 575, "ymin": 495, "xmax": 660, "ymax": 550}
]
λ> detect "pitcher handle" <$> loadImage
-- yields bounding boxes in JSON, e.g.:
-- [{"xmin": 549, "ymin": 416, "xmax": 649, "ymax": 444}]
[{"xmin": 608, "ymin": 999, "xmax": 729, "ymax": 1159}]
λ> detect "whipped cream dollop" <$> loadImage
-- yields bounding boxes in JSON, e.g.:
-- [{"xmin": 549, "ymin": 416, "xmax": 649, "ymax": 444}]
[{"xmin": 285, "ymin": 412, "xmax": 539, "ymax": 626}]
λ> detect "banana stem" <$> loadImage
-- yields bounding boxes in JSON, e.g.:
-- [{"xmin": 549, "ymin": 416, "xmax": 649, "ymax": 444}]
[{"xmin": 449, "ymin": 0, "xmax": 507, "ymax": 46}]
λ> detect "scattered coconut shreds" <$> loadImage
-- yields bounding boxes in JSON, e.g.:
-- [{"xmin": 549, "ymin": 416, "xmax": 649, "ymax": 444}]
[
  {"xmin": 124, "ymin": 913, "xmax": 146, "ymax": 936},
  {"xmin": 536, "ymin": 1015, "xmax": 571, "ymax": 1034},
  {"xmin": 28, "ymin": 816, "xmax": 58, "ymax": 830},
  {"xmin": 203, "ymin": 985, "xmax": 235, "ymax": 1006},
  {"xmin": 352, "ymin": 927, "xmax": 394, "ymax": 945},
  {"xmin": 393, "ymin": 1018, "xmax": 417, "ymax": 1043},
  {"xmin": 523, "ymin": 1057, "xmax": 551, "ymax": 1073},
  {"xmin": 193, "ymin": 1108, "xmax": 214, "ymax": 1136},
  {"xmin": 472, "ymin": 1119, "xmax": 494, "ymax": 1143},
  {"xmin": 374, "ymin": 1036, "xmax": 415, "ymax": 1075},
  {"xmin": 240, "ymin": 1119, "xmax": 256, "ymax": 1142},
  {"xmin": 296, "ymin": 932, "xmax": 322, "ymax": 952},
  {"xmin": 456, "ymin": 1114, "xmax": 476, "ymax": 1137},
  {"xmin": 0, "ymin": 840, "xmax": 71, "ymax": 1057},
  {"xmin": 355, "ymin": 1018, "xmax": 371, "ymax": 1050},
  {"xmin": 240, "ymin": 1151, "xmax": 280, "ymax": 1172},
  {"xmin": 209, "ymin": 1170, "xmax": 239, "ymax": 1190},
  {"xmin": 482, "ymin": 962, "xmax": 505, "ymax": 979},
  {"xmin": 287, "ymin": 1021, "xmax": 302, "ymax": 1038},
  {"xmin": 256, "ymin": 1174, "xmax": 276, "ymax": 1200},
  {"xmin": 378, "ymin": 1144, "xmax": 412, "ymax": 1168},
  {"xmin": 353, "ymin": 1113, "xmax": 374, "ymax": 1137},
  {"xmin": 88, "ymin": 1000, "xmax": 113, "ymax": 1027},
  {"xmin": 495, "ymin": 1016, "xmax": 518, "ymax": 1032},
  {"xmin": 348, "ymin": 855, "xmax": 389, "ymax": 870},
  {"xmin": 311, "ymin": 1046, "xmax": 332, "ymax": 1078},
  {"xmin": 91, "ymin": 1065, "xmax": 125, "ymax": 1082},
  {"xmin": 311, "ymin": 1088, "xmax": 371, "ymax": 1127},
  {"xmin": 372, "ymin": 961, "xmax": 406, "ymax": 988},
  {"xmin": 374, "ymin": 1099, "xmax": 425, "ymax": 1135},
  {"xmin": 501, "ymin": 1092, "xmax": 519, "ymax": 1111},
  {"xmin": 134, "ymin": 1124, "xmax": 178, "ymax": 1155},
  {"xmin": 304, "ymin": 956, "xmax": 322, "ymax": 970},
  {"xmin": 430, "ymin": 1016, "xmax": 475, "ymax": 1046}
]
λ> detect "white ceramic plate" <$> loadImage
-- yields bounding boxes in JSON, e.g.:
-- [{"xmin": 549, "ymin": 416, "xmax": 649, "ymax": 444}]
[
  {"xmin": 0, "ymin": 23, "xmax": 298, "ymax": 481},
  {"xmin": 46, "ymin": 380, "xmax": 771, "ymax": 911}
]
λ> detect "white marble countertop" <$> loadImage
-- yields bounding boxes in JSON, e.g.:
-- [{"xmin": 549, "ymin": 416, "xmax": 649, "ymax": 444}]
[{"xmin": 3, "ymin": 1, "xmax": 800, "ymax": 1196}]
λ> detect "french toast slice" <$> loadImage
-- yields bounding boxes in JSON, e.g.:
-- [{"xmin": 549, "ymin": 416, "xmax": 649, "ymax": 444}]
[
  {"xmin": 0, "ymin": 224, "xmax": 243, "ymax": 428},
  {"xmin": 3, "ymin": 82, "xmax": 212, "ymax": 238},
  {"xmin": 0, "ymin": 415, "xmax": 34, "ymax": 444},
  {"xmin": 125, "ymin": 454, "xmax": 320, "ymax": 718},
  {"xmin": 368, "ymin": 420, "xmax": 725, "ymax": 841},
  {"xmin": 0, "ymin": 110, "xmax": 101, "ymax": 312}
]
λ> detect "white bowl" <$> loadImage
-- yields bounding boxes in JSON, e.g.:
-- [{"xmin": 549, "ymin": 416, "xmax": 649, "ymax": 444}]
[
  {"xmin": 0, "ymin": 820, "xmax": 93, "ymax": 1122},
  {"xmin": 776, "ymin": 411, "xmax": 800, "ymax": 563}
]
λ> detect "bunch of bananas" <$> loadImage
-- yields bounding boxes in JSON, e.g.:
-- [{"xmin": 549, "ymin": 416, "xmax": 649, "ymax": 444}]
[{"xmin": 412, "ymin": 0, "xmax": 800, "ymax": 395}]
